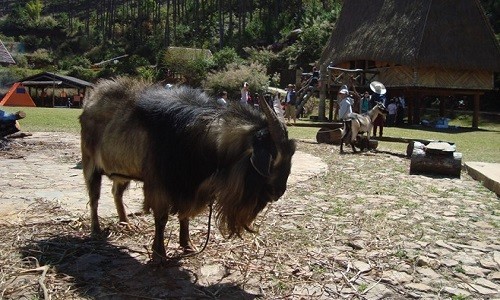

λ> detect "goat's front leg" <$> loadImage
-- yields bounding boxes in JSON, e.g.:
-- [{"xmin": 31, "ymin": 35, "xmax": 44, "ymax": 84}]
[
  {"xmin": 152, "ymin": 211, "xmax": 168, "ymax": 262},
  {"xmin": 366, "ymin": 125, "xmax": 374, "ymax": 151},
  {"xmin": 179, "ymin": 217, "xmax": 197, "ymax": 253}
]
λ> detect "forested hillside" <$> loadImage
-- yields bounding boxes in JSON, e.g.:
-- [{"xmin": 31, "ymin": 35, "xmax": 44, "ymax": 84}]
[{"xmin": 0, "ymin": 0, "xmax": 498, "ymax": 99}]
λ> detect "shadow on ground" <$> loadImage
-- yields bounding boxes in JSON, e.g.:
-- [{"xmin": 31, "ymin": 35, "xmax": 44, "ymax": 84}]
[{"xmin": 21, "ymin": 235, "xmax": 257, "ymax": 299}]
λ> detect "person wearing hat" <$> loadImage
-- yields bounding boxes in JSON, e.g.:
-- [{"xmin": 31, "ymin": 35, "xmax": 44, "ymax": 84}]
[
  {"xmin": 337, "ymin": 85, "xmax": 354, "ymax": 121},
  {"xmin": 284, "ymin": 84, "xmax": 297, "ymax": 125},
  {"xmin": 369, "ymin": 81, "xmax": 387, "ymax": 136}
]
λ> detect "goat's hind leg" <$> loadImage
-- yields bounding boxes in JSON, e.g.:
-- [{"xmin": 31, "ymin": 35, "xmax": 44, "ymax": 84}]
[
  {"xmin": 340, "ymin": 122, "xmax": 349, "ymax": 153},
  {"xmin": 350, "ymin": 127, "xmax": 357, "ymax": 153},
  {"xmin": 82, "ymin": 155, "xmax": 103, "ymax": 234}
]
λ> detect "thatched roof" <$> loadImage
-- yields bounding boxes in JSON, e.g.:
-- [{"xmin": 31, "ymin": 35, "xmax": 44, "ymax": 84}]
[
  {"xmin": 0, "ymin": 40, "xmax": 15, "ymax": 65},
  {"xmin": 320, "ymin": 0, "xmax": 500, "ymax": 72}
]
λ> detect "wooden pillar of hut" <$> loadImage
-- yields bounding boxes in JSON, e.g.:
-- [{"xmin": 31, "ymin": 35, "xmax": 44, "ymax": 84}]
[
  {"xmin": 407, "ymin": 96, "xmax": 414, "ymax": 124},
  {"xmin": 318, "ymin": 64, "xmax": 327, "ymax": 121},
  {"xmin": 439, "ymin": 96, "xmax": 446, "ymax": 117},
  {"xmin": 413, "ymin": 93, "xmax": 422, "ymax": 125},
  {"xmin": 328, "ymin": 97, "xmax": 334, "ymax": 121},
  {"xmin": 472, "ymin": 94, "xmax": 480, "ymax": 129}
]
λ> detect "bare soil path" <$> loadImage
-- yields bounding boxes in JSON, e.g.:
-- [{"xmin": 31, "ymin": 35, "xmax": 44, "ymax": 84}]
[{"xmin": 0, "ymin": 132, "xmax": 499, "ymax": 299}]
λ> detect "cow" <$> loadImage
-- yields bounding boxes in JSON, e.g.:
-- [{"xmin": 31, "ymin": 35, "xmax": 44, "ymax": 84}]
[
  {"xmin": 340, "ymin": 102, "xmax": 387, "ymax": 153},
  {"xmin": 79, "ymin": 77, "xmax": 296, "ymax": 262}
]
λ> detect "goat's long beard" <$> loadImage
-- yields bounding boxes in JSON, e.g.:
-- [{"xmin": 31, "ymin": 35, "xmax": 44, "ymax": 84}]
[{"xmin": 214, "ymin": 157, "xmax": 270, "ymax": 238}]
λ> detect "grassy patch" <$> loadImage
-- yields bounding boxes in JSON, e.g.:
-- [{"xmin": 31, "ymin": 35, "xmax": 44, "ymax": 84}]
[
  {"xmin": 288, "ymin": 116, "xmax": 500, "ymax": 163},
  {"xmin": 2, "ymin": 107, "xmax": 81, "ymax": 134},
  {"xmin": 2, "ymin": 106, "xmax": 499, "ymax": 162}
]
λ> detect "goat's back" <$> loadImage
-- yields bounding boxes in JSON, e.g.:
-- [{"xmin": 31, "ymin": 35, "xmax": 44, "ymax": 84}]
[{"xmin": 79, "ymin": 78, "xmax": 152, "ymax": 179}]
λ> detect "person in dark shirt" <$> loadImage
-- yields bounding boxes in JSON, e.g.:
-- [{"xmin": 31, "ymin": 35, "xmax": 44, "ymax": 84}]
[{"xmin": 369, "ymin": 82, "xmax": 387, "ymax": 137}]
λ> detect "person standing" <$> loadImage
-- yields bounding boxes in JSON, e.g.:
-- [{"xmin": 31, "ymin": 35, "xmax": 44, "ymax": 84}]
[
  {"xmin": 360, "ymin": 91, "xmax": 371, "ymax": 113},
  {"xmin": 337, "ymin": 85, "xmax": 354, "ymax": 120},
  {"xmin": 396, "ymin": 98, "xmax": 405, "ymax": 126},
  {"xmin": 387, "ymin": 99, "xmax": 397, "ymax": 126},
  {"xmin": 369, "ymin": 81, "xmax": 387, "ymax": 137},
  {"xmin": 240, "ymin": 82, "xmax": 250, "ymax": 105},
  {"xmin": 284, "ymin": 84, "xmax": 297, "ymax": 125},
  {"xmin": 273, "ymin": 92, "xmax": 285, "ymax": 122},
  {"xmin": 217, "ymin": 91, "xmax": 228, "ymax": 106}
]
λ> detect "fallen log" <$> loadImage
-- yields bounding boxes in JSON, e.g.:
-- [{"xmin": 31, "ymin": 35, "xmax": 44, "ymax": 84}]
[
  {"xmin": 316, "ymin": 127, "xmax": 342, "ymax": 145},
  {"xmin": 356, "ymin": 136, "xmax": 379, "ymax": 150}
]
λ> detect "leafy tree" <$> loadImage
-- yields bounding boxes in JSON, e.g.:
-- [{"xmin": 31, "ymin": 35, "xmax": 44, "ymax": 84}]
[{"xmin": 25, "ymin": 0, "xmax": 43, "ymax": 23}]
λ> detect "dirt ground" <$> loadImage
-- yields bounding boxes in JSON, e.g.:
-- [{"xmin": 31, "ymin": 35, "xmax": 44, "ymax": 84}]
[{"xmin": 0, "ymin": 132, "xmax": 499, "ymax": 299}]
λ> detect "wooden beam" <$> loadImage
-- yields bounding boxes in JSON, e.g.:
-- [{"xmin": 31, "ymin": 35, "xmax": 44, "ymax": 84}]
[{"xmin": 473, "ymin": 94, "xmax": 480, "ymax": 128}]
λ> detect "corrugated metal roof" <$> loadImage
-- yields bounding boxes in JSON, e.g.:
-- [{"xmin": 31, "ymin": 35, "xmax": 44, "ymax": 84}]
[{"xmin": 19, "ymin": 72, "xmax": 93, "ymax": 88}]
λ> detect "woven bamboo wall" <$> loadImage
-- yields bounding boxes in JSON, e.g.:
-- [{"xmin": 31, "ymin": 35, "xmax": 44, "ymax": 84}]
[{"xmin": 378, "ymin": 66, "xmax": 493, "ymax": 90}]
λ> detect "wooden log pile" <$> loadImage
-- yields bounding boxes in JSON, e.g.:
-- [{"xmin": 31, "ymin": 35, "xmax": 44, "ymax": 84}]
[{"xmin": 408, "ymin": 141, "xmax": 462, "ymax": 178}]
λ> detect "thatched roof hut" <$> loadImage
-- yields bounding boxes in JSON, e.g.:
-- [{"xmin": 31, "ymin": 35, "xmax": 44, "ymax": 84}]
[
  {"xmin": 0, "ymin": 40, "xmax": 15, "ymax": 65},
  {"xmin": 318, "ymin": 0, "xmax": 500, "ymax": 127}
]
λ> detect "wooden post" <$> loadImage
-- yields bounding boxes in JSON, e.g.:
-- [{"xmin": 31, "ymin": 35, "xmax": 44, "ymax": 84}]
[
  {"xmin": 318, "ymin": 64, "xmax": 327, "ymax": 121},
  {"xmin": 407, "ymin": 97, "xmax": 414, "ymax": 124},
  {"xmin": 414, "ymin": 94, "xmax": 421, "ymax": 125},
  {"xmin": 439, "ymin": 96, "xmax": 445, "ymax": 117},
  {"xmin": 329, "ymin": 97, "xmax": 334, "ymax": 121},
  {"xmin": 472, "ymin": 94, "xmax": 480, "ymax": 129}
]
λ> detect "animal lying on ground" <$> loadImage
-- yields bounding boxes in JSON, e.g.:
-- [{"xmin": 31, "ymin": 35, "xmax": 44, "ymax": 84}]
[
  {"xmin": 79, "ymin": 77, "xmax": 296, "ymax": 262},
  {"xmin": 340, "ymin": 103, "xmax": 386, "ymax": 153}
]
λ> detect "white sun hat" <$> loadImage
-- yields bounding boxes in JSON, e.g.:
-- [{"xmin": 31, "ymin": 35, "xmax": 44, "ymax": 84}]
[{"xmin": 369, "ymin": 81, "xmax": 387, "ymax": 95}]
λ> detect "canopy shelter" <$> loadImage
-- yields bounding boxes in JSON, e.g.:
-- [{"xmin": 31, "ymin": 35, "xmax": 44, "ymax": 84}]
[
  {"xmin": 17, "ymin": 72, "xmax": 93, "ymax": 107},
  {"xmin": 318, "ymin": 0, "xmax": 500, "ymax": 128}
]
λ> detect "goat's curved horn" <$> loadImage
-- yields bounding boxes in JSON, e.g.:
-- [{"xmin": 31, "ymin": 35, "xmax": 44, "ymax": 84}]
[{"xmin": 258, "ymin": 93, "xmax": 286, "ymax": 146}]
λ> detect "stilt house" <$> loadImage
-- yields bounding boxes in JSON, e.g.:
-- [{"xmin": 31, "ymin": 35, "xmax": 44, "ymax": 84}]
[{"xmin": 319, "ymin": 0, "xmax": 500, "ymax": 127}]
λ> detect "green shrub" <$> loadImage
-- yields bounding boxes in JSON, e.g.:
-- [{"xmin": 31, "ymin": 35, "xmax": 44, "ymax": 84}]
[
  {"xmin": 212, "ymin": 47, "xmax": 242, "ymax": 70},
  {"xmin": 136, "ymin": 66, "xmax": 157, "ymax": 81},
  {"xmin": 67, "ymin": 66, "xmax": 98, "ymax": 82},
  {"xmin": 58, "ymin": 56, "xmax": 91, "ymax": 70},
  {"xmin": 203, "ymin": 62, "xmax": 269, "ymax": 100},
  {"xmin": 160, "ymin": 47, "xmax": 214, "ymax": 87},
  {"xmin": 26, "ymin": 48, "xmax": 53, "ymax": 68},
  {"xmin": 12, "ymin": 54, "xmax": 28, "ymax": 68}
]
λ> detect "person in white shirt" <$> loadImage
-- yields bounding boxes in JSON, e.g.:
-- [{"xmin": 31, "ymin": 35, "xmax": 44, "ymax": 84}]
[
  {"xmin": 240, "ymin": 82, "xmax": 250, "ymax": 105},
  {"xmin": 387, "ymin": 99, "xmax": 398, "ymax": 126},
  {"xmin": 338, "ymin": 86, "xmax": 354, "ymax": 120}
]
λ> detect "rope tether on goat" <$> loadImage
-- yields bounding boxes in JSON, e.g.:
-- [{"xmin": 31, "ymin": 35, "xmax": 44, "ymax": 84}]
[{"xmin": 182, "ymin": 202, "xmax": 213, "ymax": 257}]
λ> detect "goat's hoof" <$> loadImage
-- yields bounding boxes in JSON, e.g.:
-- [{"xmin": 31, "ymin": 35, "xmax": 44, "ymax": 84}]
[{"xmin": 181, "ymin": 244, "xmax": 198, "ymax": 255}]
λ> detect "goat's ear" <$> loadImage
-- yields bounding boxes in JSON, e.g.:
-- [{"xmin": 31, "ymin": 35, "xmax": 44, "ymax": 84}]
[{"xmin": 250, "ymin": 147, "xmax": 272, "ymax": 177}]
